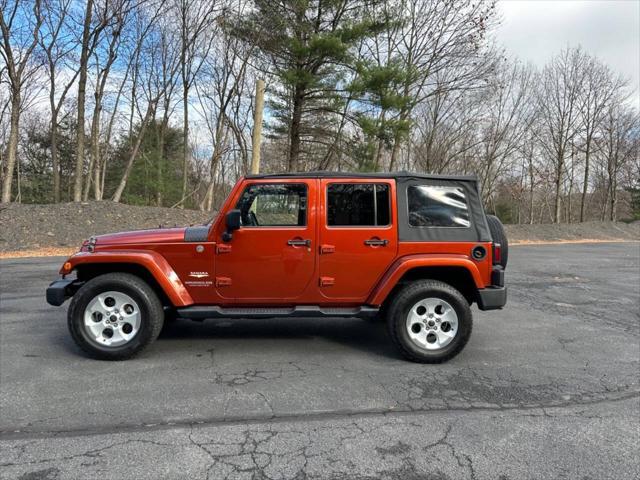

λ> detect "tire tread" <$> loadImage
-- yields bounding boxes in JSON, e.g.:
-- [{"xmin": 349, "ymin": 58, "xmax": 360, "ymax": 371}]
[
  {"xmin": 68, "ymin": 272, "xmax": 164, "ymax": 360},
  {"xmin": 386, "ymin": 280, "xmax": 472, "ymax": 363}
]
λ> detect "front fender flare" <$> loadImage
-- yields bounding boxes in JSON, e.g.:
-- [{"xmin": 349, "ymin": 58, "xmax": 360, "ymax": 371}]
[
  {"xmin": 366, "ymin": 254, "xmax": 485, "ymax": 306},
  {"xmin": 61, "ymin": 251, "xmax": 194, "ymax": 307}
]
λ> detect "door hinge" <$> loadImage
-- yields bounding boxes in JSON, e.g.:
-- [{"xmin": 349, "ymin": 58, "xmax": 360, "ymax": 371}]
[
  {"xmin": 319, "ymin": 276, "xmax": 335, "ymax": 287},
  {"xmin": 216, "ymin": 244, "xmax": 232, "ymax": 254},
  {"xmin": 215, "ymin": 276, "xmax": 232, "ymax": 287},
  {"xmin": 320, "ymin": 244, "xmax": 335, "ymax": 254}
]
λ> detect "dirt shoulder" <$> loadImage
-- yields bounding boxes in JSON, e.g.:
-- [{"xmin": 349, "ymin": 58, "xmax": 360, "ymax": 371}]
[
  {"xmin": 505, "ymin": 221, "xmax": 639, "ymax": 244},
  {"xmin": 0, "ymin": 201, "xmax": 211, "ymax": 255},
  {"xmin": 0, "ymin": 201, "xmax": 637, "ymax": 258}
]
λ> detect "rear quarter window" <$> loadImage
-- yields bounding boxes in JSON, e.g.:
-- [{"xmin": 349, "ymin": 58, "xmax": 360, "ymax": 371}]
[{"xmin": 408, "ymin": 186, "xmax": 471, "ymax": 228}]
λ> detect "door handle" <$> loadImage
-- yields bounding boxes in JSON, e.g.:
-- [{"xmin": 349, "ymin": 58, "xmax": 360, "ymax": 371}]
[
  {"xmin": 364, "ymin": 238, "xmax": 389, "ymax": 247},
  {"xmin": 287, "ymin": 239, "xmax": 311, "ymax": 247}
]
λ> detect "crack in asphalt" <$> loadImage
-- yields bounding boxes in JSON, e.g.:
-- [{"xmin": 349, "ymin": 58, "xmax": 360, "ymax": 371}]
[{"xmin": 1, "ymin": 388, "xmax": 637, "ymax": 441}]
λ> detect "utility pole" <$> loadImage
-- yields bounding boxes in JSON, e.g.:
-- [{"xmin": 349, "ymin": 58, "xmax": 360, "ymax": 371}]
[{"xmin": 250, "ymin": 79, "xmax": 265, "ymax": 174}]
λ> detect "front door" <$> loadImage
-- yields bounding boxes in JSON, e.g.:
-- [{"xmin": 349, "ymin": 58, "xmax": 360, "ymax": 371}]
[
  {"xmin": 214, "ymin": 180, "xmax": 316, "ymax": 302},
  {"xmin": 318, "ymin": 179, "xmax": 398, "ymax": 302}
]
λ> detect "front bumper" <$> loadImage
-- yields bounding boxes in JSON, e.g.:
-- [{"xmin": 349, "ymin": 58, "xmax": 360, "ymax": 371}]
[
  {"xmin": 46, "ymin": 279, "xmax": 82, "ymax": 306},
  {"xmin": 477, "ymin": 286, "xmax": 507, "ymax": 310}
]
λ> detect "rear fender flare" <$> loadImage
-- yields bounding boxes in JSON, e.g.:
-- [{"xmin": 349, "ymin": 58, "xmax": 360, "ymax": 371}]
[
  {"xmin": 367, "ymin": 254, "xmax": 484, "ymax": 306},
  {"xmin": 62, "ymin": 251, "xmax": 194, "ymax": 307}
]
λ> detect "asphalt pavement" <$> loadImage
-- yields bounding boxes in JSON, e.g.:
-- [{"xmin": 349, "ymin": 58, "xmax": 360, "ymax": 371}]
[{"xmin": 0, "ymin": 243, "xmax": 638, "ymax": 479}]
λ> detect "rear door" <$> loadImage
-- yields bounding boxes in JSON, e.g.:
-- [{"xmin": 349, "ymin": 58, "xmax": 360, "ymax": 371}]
[
  {"xmin": 318, "ymin": 179, "xmax": 397, "ymax": 301},
  {"xmin": 214, "ymin": 179, "xmax": 317, "ymax": 302}
]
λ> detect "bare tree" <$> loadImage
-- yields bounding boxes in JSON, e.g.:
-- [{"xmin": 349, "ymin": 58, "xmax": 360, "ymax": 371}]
[
  {"xmin": 195, "ymin": 14, "xmax": 254, "ymax": 211},
  {"xmin": 72, "ymin": 0, "xmax": 130, "ymax": 202},
  {"xmin": 154, "ymin": 25, "xmax": 181, "ymax": 206},
  {"xmin": 475, "ymin": 61, "xmax": 536, "ymax": 203},
  {"xmin": 410, "ymin": 83, "xmax": 481, "ymax": 174},
  {"xmin": 112, "ymin": 32, "xmax": 164, "ymax": 203},
  {"xmin": 39, "ymin": 0, "xmax": 81, "ymax": 202},
  {"xmin": 86, "ymin": 0, "xmax": 163, "ymax": 201},
  {"xmin": 175, "ymin": 0, "xmax": 218, "ymax": 207},
  {"xmin": 535, "ymin": 48, "xmax": 585, "ymax": 223},
  {"xmin": 577, "ymin": 57, "xmax": 626, "ymax": 221},
  {"xmin": 83, "ymin": 9, "xmax": 128, "ymax": 201},
  {"xmin": 386, "ymin": 0, "xmax": 498, "ymax": 169},
  {"xmin": 597, "ymin": 102, "xmax": 639, "ymax": 221},
  {"xmin": 0, "ymin": 0, "xmax": 43, "ymax": 203}
]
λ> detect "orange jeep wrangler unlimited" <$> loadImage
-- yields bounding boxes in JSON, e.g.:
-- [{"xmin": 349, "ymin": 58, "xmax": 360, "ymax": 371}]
[{"xmin": 47, "ymin": 172, "xmax": 507, "ymax": 363}]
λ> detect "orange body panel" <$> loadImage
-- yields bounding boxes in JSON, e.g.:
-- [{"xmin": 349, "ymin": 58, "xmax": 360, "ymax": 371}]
[
  {"xmin": 211, "ymin": 178, "xmax": 318, "ymax": 303},
  {"xmin": 63, "ymin": 250, "xmax": 194, "ymax": 306},
  {"xmin": 317, "ymin": 178, "xmax": 398, "ymax": 302},
  {"xmin": 367, "ymin": 252, "xmax": 488, "ymax": 306},
  {"xmin": 59, "ymin": 176, "xmax": 495, "ymax": 308}
]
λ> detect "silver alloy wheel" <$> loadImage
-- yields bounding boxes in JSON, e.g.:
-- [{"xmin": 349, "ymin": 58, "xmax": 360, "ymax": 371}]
[
  {"xmin": 83, "ymin": 291, "xmax": 141, "ymax": 347},
  {"xmin": 405, "ymin": 297, "xmax": 458, "ymax": 351}
]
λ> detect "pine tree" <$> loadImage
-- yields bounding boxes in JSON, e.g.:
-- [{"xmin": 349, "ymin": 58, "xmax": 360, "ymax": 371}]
[{"xmin": 234, "ymin": 0, "xmax": 385, "ymax": 171}]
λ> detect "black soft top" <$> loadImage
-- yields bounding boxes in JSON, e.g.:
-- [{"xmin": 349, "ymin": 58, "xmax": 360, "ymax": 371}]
[
  {"xmin": 245, "ymin": 171, "xmax": 490, "ymax": 242},
  {"xmin": 246, "ymin": 171, "xmax": 479, "ymax": 182}
]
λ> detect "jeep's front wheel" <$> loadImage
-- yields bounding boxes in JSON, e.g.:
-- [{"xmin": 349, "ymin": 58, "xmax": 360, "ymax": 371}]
[
  {"xmin": 68, "ymin": 273, "xmax": 164, "ymax": 360},
  {"xmin": 387, "ymin": 280, "xmax": 472, "ymax": 363}
]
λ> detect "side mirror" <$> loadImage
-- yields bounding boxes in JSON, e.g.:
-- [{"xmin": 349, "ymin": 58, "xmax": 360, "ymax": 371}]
[{"xmin": 222, "ymin": 209, "xmax": 241, "ymax": 242}]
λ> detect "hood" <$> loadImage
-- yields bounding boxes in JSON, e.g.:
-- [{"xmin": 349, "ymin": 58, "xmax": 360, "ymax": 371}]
[{"xmin": 92, "ymin": 227, "xmax": 188, "ymax": 246}]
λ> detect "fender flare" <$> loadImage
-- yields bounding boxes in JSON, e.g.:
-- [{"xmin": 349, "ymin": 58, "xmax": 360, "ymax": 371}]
[
  {"xmin": 367, "ymin": 254, "xmax": 484, "ymax": 306},
  {"xmin": 62, "ymin": 250, "xmax": 194, "ymax": 307}
]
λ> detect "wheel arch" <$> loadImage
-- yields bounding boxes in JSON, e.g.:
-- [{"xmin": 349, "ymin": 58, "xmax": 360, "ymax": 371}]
[
  {"xmin": 368, "ymin": 255, "xmax": 484, "ymax": 307},
  {"xmin": 66, "ymin": 252, "xmax": 193, "ymax": 307}
]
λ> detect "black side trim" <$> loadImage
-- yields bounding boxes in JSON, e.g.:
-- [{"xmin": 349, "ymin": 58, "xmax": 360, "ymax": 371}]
[
  {"xmin": 184, "ymin": 226, "xmax": 210, "ymax": 242},
  {"xmin": 477, "ymin": 286, "xmax": 507, "ymax": 311},
  {"xmin": 46, "ymin": 279, "xmax": 83, "ymax": 306},
  {"xmin": 176, "ymin": 305, "xmax": 379, "ymax": 320}
]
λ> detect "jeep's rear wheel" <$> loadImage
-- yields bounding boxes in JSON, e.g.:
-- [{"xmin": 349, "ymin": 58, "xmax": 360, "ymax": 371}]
[
  {"xmin": 387, "ymin": 280, "xmax": 472, "ymax": 363},
  {"xmin": 68, "ymin": 273, "xmax": 164, "ymax": 360}
]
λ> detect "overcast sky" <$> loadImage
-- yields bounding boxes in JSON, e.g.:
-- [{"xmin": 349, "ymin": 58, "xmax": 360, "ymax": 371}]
[{"xmin": 495, "ymin": 0, "xmax": 639, "ymax": 105}]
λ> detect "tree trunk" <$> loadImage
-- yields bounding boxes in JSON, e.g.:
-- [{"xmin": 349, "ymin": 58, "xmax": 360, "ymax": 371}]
[
  {"xmin": 567, "ymin": 147, "xmax": 575, "ymax": 224},
  {"xmin": 73, "ymin": 0, "xmax": 94, "ymax": 202},
  {"xmin": 579, "ymin": 144, "xmax": 590, "ymax": 222},
  {"xmin": 83, "ymin": 103, "xmax": 101, "ymax": 201},
  {"xmin": 112, "ymin": 102, "xmax": 156, "ymax": 203},
  {"xmin": 157, "ymin": 117, "xmax": 166, "ymax": 206},
  {"xmin": 89, "ymin": 102, "xmax": 101, "ymax": 200},
  {"xmin": 528, "ymin": 156, "xmax": 535, "ymax": 224},
  {"xmin": 372, "ymin": 110, "xmax": 386, "ymax": 172},
  {"xmin": 288, "ymin": 85, "xmax": 304, "ymax": 172},
  {"xmin": 389, "ymin": 127, "xmax": 402, "ymax": 172},
  {"xmin": 49, "ymin": 89, "xmax": 60, "ymax": 203},
  {"xmin": 601, "ymin": 184, "xmax": 609, "ymax": 221},
  {"xmin": 180, "ymin": 87, "xmax": 189, "ymax": 208},
  {"xmin": 50, "ymin": 104, "xmax": 61, "ymax": 203},
  {"xmin": 553, "ymin": 156, "xmax": 563, "ymax": 224},
  {"xmin": 1, "ymin": 92, "xmax": 21, "ymax": 203},
  {"xmin": 610, "ymin": 175, "xmax": 617, "ymax": 221},
  {"xmin": 201, "ymin": 119, "xmax": 227, "ymax": 211}
]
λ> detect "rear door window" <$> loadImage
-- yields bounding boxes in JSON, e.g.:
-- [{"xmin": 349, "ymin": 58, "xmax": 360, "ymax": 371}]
[
  {"xmin": 408, "ymin": 186, "xmax": 470, "ymax": 228},
  {"xmin": 327, "ymin": 184, "xmax": 390, "ymax": 226}
]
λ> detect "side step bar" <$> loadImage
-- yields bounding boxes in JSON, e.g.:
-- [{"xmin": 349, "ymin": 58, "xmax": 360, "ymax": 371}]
[{"xmin": 175, "ymin": 305, "xmax": 379, "ymax": 320}]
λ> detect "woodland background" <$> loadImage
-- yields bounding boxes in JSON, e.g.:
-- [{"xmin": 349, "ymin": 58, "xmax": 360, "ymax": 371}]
[{"xmin": 1, "ymin": 0, "xmax": 638, "ymax": 224}]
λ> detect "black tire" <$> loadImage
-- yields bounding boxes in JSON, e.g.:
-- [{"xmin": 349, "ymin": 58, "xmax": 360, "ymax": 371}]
[
  {"xmin": 68, "ymin": 273, "xmax": 164, "ymax": 360},
  {"xmin": 386, "ymin": 280, "xmax": 472, "ymax": 363},
  {"xmin": 486, "ymin": 214, "xmax": 508, "ymax": 268}
]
